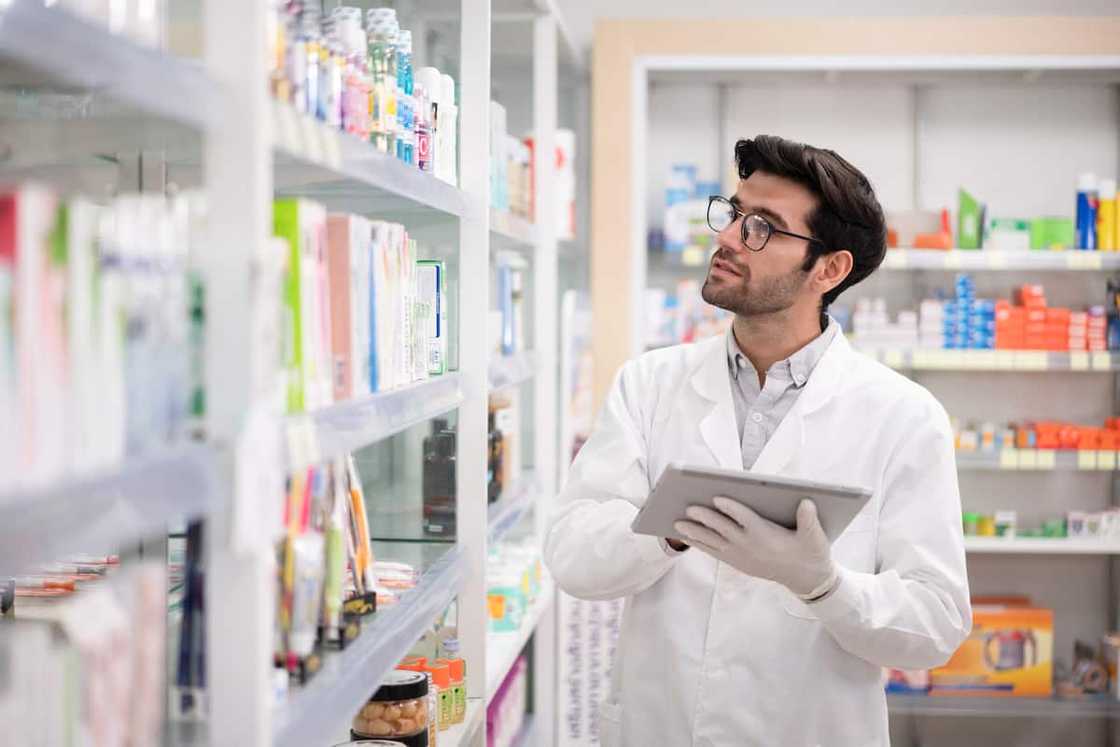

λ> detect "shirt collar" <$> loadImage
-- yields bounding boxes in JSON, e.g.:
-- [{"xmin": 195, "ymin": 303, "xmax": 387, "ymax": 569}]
[{"xmin": 726, "ymin": 316, "xmax": 838, "ymax": 388}]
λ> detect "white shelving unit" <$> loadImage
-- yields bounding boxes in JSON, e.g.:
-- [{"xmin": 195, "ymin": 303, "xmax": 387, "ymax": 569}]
[
  {"xmin": 957, "ymin": 450, "xmax": 1118, "ymax": 472},
  {"xmin": 857, "ymin": 348, "xmax": 1120, "ymax": 373},
  {"xmin": 964, "ymin": 537, "xmax": 1120, "ymax": 555},
  {"xmin": 0, "ymin": 0, "xmax": 571, "ymax": 744},
  {"xmin": 881, "ymin": 249, "xmax": 1120, "ymax": 272}
]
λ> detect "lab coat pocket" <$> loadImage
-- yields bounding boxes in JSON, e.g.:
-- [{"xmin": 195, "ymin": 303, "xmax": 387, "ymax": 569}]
[{"xmin": 598, "ymin": 699, "xmax": 622, "ymax": 747}]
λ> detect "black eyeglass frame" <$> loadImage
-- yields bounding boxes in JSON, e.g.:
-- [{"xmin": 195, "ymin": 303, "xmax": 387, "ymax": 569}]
[{"xmin": 707, "ymin": 195, "xmax": 827, "ymax": 253}]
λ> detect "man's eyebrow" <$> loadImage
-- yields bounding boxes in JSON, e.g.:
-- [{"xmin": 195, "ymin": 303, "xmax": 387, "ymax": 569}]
[{"xmin": 740, "ymin": 201, "xmax": 791, "ymax": 231}]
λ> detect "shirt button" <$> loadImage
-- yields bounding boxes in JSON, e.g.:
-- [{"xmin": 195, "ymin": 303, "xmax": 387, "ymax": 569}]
[{"xmin": 751, "ymin": 412, "xmax": 763, "ymax": 423}]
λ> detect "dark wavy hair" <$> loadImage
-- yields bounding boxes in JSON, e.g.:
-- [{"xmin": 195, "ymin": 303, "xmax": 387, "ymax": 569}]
[{"xmin": 735, "ymin": 135, "xmax": 887, "ymax": 308}]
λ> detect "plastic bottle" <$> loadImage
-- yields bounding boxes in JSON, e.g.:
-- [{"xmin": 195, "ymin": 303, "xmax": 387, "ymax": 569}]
[
  {"xmin": 415, "ymin": 83, "xmax": 433, "ymax": 173},
  {"xmin": 1098, "ymin": 178, "xmax": 1117, "ymax": 252},
  {"xmin": 300, "ymin": 7, "xmax": 321, "ymax": 119},
  {"xmin": 440, "ymin": 74, "xmax": 458, "ymax": 186},
  {"xmin": 395, "ymin": 29, "xmax": 415, "ymax": 165},
  {"xmin": 1076, "ymin": 173, "xmax": 1099, "ymax": 251},
  {"xmin": 416, "ymin": 67, "xmax": 442, "ymax": 177},
  {"xmin": 366, "ymin": 9, "xmax": 399, "ymax": 155}
]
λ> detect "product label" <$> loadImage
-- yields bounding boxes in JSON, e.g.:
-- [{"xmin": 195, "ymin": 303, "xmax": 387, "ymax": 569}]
[
  {"xmin": 418, "ymin": 128, "xmax": 432, "ymax": 172},
  {"xmin": 438, "ymin": 689, "xmax": 452, "ymax": 730},
  {"xmin": 451, "ymin": 684, "xmax": 466, "ymax": 722}
]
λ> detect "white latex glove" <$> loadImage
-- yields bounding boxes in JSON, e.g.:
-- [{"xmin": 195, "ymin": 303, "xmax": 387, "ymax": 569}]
[{"xmin": 675, "ymin": 497, "xmax": 838, "ymax": 599}]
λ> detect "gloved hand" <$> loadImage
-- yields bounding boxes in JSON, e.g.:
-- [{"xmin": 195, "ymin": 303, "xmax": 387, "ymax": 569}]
[{"xmin": 674, "ymin": 497, "xmax": 838, "ymax": 600}]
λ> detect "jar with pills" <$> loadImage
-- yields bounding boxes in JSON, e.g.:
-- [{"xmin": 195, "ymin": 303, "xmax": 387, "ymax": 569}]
[{"xmin": 352, "ymin": 670, "xmax": 430, "ymax": 746}]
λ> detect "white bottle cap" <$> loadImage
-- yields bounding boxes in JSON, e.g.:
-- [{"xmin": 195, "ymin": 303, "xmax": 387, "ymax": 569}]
[
  {"xmin": 417, "ymin": 67, "xmax": 442, "ymax": 104},
  {"xmin": 1099, "ymin": 178, "xmax": 1117, "ymax": 200},
  {"xmin": 1079, "ymin": 173, "xmax": 1098, "ymax": 192}
]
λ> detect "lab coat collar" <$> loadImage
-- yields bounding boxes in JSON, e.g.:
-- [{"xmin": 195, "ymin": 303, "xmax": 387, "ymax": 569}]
[{"xmin": 690, "ymin": 327, "xmax": 856, "ymax": 473}]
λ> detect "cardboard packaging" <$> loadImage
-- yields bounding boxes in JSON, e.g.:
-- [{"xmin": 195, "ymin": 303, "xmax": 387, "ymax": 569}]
[{"xmin": 932, "ymin": 602, "xmax": 1053, "ymax": 697}]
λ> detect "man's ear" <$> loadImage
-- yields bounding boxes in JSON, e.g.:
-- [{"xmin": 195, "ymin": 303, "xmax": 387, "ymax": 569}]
[{"xmin": 814, "ymin": 250, "xmax": 853, "ymax": 297}]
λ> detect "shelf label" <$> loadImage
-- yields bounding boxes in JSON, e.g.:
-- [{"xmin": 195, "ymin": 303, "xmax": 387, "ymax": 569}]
[
  {"xmin": 321, "ymin": 129, "xmax": 342, "ymax": 169},
  {"xmin": 1037, "ymin": 450, "xmax": 1056, "ymax": 470},
  {"xmin": 913, "ymin": 350, "xmax": 932, "ymax": 369},
  {"xmin": 1018, "ymin": 450, "xmax": 1039, "ymax": 469},
  {"xmin": 1070, "ymin": 352, "xmax": 1090, "ymax": 371},
  {"xmin": 994, "ymin": 350, "xmax": 1017, "ymax": 370},
  {"xmin": 1092, "ymin": 352, "xmax": 1112, "ymax": 371},
  {"xmin": 886, "ymin": 252, "xmax": 909, "ymax": 269},
  {"xmin": 987, "ymin": 254, "xmax": 1009, "ymax": 269},
  {"xmin": 1078, "ymin": 451, "xmax": 1099, "ymax": 470},
  {"xmin": 1014, "ymin": 351, "xmax": 1048, "ymax": 371},
  {"xmin": 944, "ymin": 254, "xmax": 963, "ymax": 269},
  {"xmin": 968, "ymin": 351, "xmax": 996, "ymax": 370},
  {"xmin": 884, "ymin": 350, "xmax": 904, "ymax": 369},
  {"xmin": 1067, "ymin": 253, "xmax": 1104, "ymax": 270},
  {"xmin": 999, "ymin": 449, "xmax": 1019, "ymax": 470},
  {"xmin": 275, "ymin": 103, "xmax": 301, "ymax": 155},
  {"xmin": 1099, "ymin": 451, "xmax": 1118, "ymax": 471}
]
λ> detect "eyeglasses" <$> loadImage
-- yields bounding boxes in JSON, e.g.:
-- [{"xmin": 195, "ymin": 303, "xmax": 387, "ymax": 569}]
[{"xmin": 706, "ymin": 195, "xmax": 826, "ymax": 253}]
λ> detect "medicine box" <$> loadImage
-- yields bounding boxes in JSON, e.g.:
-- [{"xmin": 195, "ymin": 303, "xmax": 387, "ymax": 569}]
[{"xmin": 931, "ymin": 603, "xmax": 1053, "ymax": 697}]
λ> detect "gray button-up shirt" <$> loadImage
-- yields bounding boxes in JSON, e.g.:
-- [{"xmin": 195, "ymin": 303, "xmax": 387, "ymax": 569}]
[{"xmin": 727, "ymin": 318, "xmax": 838, "ymax": 469}]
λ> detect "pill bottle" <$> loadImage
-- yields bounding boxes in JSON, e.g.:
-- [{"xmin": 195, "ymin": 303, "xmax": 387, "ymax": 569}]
[{"xmin": 352, "ymin": 670, "xmax": 429, "ymax": 747}]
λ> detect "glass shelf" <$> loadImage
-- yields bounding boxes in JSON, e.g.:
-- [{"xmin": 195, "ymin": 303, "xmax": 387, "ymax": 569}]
[
  {"xmin": 0, "ymin": 444, "xmax": 220, "ymax": 576},
  {"xmin": 488, "ymin": 473, "xmax": 538, "ymax": 544}
]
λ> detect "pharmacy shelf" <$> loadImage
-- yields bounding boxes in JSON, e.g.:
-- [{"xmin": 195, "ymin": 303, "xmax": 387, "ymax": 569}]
[
  {"xmin": 964, "ymin": 537, "xmax": 1120, "ymax": 555},
  {"xmin": 881, "ymin": 249, "xmax": 1120, "ymax": 272},
  {"xmin": 491, "ymin": 208, "xmax": 540, "ymax": 250},
  {"xmin": 272, "ymin": 101, "xmax": 469, "ymax": 219},
  {"xmin": 444, "ymin": 698, "xmax": 487, "ymax": 747},
  {"xmin": 887, "ymin": 693, "xmax": 1120, "ymax": 718},
  {"xmin": 273, "ymin": 541, "xmax": 464, "ymax": 747},
  {"xmin": 489, "ymin": 352, "xmax": 537, "ymax": 391},
  {"xmin": 291, "ymin": 374, "xmax": 463, "ymax": 467},
  {"xmin": 0, "ymin": 0, "xmax": 217, "ymax": 132},
  {"xmin": 0, "ymin": 444, "xmax": 221, "ymax": 577},
  {"xmin": 956, "ymin": 450, "xmax": 1118, "ymax": 472},
  {"xmin": 486, "ymin": 575, "xmax": 556, "ymax": 703},
  {"xmin": 488, "ymin": 474, "xmax": 539, "ymax": 543},
  {"xmin": 859, "ymin": 348, "xmax": 1120, "ymax": 373}
]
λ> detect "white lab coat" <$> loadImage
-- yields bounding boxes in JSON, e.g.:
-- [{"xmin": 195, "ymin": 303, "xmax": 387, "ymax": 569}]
[{"xmin": 545, "ymin": 330, "xmax": 971, "ymax": 747}]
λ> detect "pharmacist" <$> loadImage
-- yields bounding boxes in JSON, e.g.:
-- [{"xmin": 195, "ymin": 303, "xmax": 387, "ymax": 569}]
[{"xmin": 545, "ymin": 135, "xmax": 971, "ymax": 747}]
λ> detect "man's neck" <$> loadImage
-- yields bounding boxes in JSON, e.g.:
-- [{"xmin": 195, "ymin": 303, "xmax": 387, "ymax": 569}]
[{"xmin": 731, "ymin": 307, "xmax": 825, "ymax": 387}]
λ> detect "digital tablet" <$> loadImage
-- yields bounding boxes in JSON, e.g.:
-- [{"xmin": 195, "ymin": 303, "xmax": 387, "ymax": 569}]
[{"xmin": 630, "ymin": 463, "xmax": 872, "ymax": 544}]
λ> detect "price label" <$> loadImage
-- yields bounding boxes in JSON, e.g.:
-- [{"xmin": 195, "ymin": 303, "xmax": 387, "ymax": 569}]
[
  {"xmin": 1018, "ymin": 450, "xmax": 1039, "ymax": 469},
  {"xmin": 1037, "ymin": 450, "xmax": 1056, "ymax": 470},
  {"xmin": 987, "ymin": 254, "xmax": 1009, "ymax": 269},
  {"xmin": 1070, "ymin": 352, "xmax": 1090, "ymax": 371},
  {"xmin": 913, "ymin": 351, "xmax": 932, "ymax": 369},
  {"xmin": 1099, "ymin": 451, "xmax": 1118, "ymax": 471},
  {"xmin": 1078, "ymin": 451, "xmax": 1099, "ymax": 470},
  {"xmin": 944, "ymin": 253, "xmax": 963, "ymax": 269},
  {"xmin": 999, "ymin": 449, "xmax": 1020, "ymax": 470},
  {"xmin": 884, "ymin": 350, "xmax": 904, "ymax": 369},
  {"xmin": 1067, "ymin": 253, "xmax": 1104, "ymax": 270},
  {"xmin": 969, "ymin": 351, "xmax": 996, "ymax": 370},
  {"xmin": 1014, "ymin": 351, "xmax": 1048, "ymax": 371},
  {"xmin": 995, "ymin": 350, "xmax": 1017, "ymax": 370},
  {"xmin": 1092, "ymin": 352, "xmax": 1112, "ymax": 371}
]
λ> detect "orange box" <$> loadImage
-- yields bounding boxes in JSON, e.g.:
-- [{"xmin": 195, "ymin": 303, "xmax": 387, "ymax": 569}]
[
  {"xmin": 1100, "ymin": 430, "xmax": 1119, "ymax": 451},
  {"xmin": 1025, "ymin": 309, "xmax": 1048, "ymax": 324},
  {"xmin": 1045, "ymin": 308, "xmax": 1071, "ymax": 323},
  {"xmin": 1079, "ymin": 429, "xmax": 1102, "ymax": 450},
  {"xmin": 931, "ymin": 604, "xmax": 1053, "ymax": 697}
]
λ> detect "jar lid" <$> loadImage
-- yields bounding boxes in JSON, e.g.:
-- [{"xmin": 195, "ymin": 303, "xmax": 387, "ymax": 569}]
[
  {"xmin": 366, "ymin": 8, "xmax": 398, "ymax": 22},
  {"xmin": 372, "ymin": 670, "xmax": 428, "ymax": 701}
]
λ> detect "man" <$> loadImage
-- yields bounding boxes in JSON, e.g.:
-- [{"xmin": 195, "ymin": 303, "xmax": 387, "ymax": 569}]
[{"xmin": 544, "ymin": 135, "xmax": 971, "ymax": 747}]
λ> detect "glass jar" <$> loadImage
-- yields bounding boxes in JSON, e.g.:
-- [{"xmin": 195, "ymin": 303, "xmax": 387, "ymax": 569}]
[{"xmin": 352, "ymin": 670, "xmax": 429, "ymax": 747}]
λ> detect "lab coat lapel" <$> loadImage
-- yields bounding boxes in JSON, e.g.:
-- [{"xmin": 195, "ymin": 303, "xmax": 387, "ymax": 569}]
[
  {"xmin": 750, "ymin": 329, "xmax": 854, "ymax": 476},
  {"xmin": 689, "ymin": 336, "xmax": 744, "ymax": 471}
]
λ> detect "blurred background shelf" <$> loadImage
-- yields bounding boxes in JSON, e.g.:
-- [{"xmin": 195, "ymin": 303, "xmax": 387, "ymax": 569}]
[
  {"xmin": 491, "ymin": 208, "xmax": 540, "ymax": 250},
  {"xmin": 956, "ymin": 450, "xmax": 1117, "ymax": 472},
  {"xmin": 858, "ymin": 348, "xmax": 1120, "ymax": 372},
  {"xmin": 488, "ymin": 474, "xmax": 539, "ymax": 543},
  {"xmin": 272, "ymin": 541, "xmax": 464, "ymax": 747},
  {"xmin": 880, "ymin": 249, "xmax": 1120, "ymax": 272},
  {"xmin": 964, "ymin": 537, "xmax": 1120, "ymax": 555},
  {"xmin": 443, "ymin": 699, "xmax": 486, "ymax": 747},
  {"xmin": 887, "ymin": 693, "xmax": 1120, "ymax": 718},
  {"xmin": 0, "ymin": 444, "xmax": 220, "ymax": 576},
  {"xmin": 0, "ymin": 0, "xmax": 217, "ymax": 131}
]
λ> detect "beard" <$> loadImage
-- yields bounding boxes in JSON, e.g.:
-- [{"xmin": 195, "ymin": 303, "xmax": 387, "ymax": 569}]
[{"xmin": 701, "ymin": 255, "xmax": 808, "ymax": 317}]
